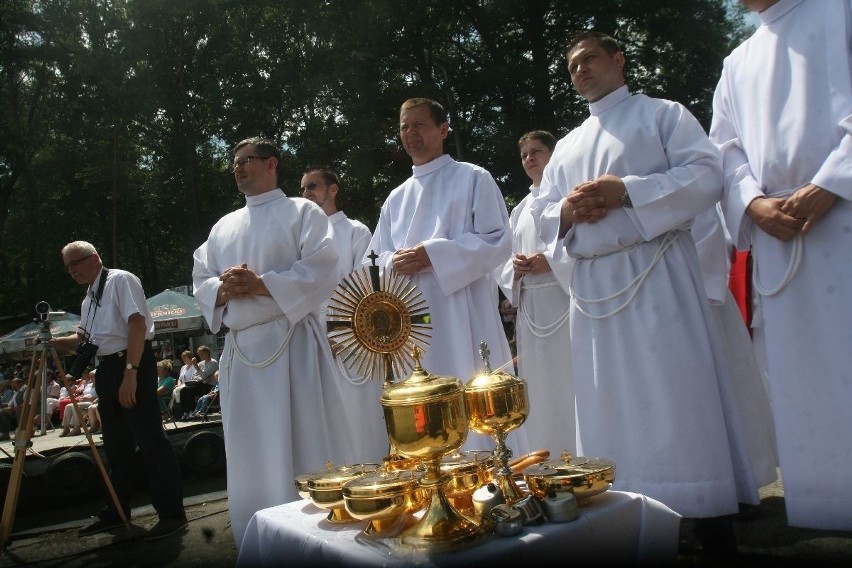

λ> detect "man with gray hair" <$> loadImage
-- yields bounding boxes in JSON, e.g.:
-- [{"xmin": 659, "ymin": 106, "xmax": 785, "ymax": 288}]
[{"xmin": 52, "ymin": 241, "xmax": 186, "ymax": 540}]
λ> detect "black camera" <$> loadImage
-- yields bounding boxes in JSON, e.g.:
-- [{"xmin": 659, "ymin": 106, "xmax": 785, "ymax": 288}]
[{"xmin": 69, "ymin": 340, "xmax": 99, "ymax": 380}]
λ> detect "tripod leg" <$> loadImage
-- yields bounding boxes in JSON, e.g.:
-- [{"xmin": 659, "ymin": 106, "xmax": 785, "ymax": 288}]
[
  {"xmin": 51, "ymin": 348, "xmax": 129, "ymax": 529},
  {"xmin": 0, "ymin": 349, "xmax": 44, "ymax": 547}
]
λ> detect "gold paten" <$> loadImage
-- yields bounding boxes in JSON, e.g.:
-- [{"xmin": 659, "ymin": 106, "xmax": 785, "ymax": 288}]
[
  {"xmin": 464, "ymin": 341, "xmax": 530, "ymax": 504},
  {"xmin": 343, "ymin": 469, "xmax": 428, "ymax": 536},
  {"xmin": 524, "ymin": 454, "xmax": 616, "ymax": 505},
  {"xmin": 380, "ymin": 349, "xmax": 488, "ymax": 550},
  {"xmin": 307, "ymin": 464, "xmax": 379, "ymax": 523}
]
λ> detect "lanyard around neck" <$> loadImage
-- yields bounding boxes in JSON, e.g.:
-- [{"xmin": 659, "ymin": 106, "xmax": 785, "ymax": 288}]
[{"xmin": 82, "ymin": 268, "xmax": 110, "ymax": 340}]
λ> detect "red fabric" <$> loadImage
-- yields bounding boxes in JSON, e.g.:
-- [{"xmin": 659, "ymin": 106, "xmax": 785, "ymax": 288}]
[
  {"xmin": 728, "ymin": 250, "xmax": 752, "ymax": 329},
  {"xmin": 58, "ymin": 397, "xmax": 75, "ymax": 421}
]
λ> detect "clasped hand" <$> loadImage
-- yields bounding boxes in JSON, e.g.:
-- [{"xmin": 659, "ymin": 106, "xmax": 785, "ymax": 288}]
[
  {"xmin": 560, "ymin": 174, "xmax": 624, "ymax": 231},
  {"xmin": 392, "ymin": 244, "xmax": 431, "ymax": 275},
  {"xmin": 217, "ymin": 263, "xmax": 267, "ymax": 305},
  {"xmin": 747, "ymin": 184, "xmax": 836, "ymax": 242},
  {"xmin": 513, "ymin": 253, "xmax": 551, "ymax": 279}
]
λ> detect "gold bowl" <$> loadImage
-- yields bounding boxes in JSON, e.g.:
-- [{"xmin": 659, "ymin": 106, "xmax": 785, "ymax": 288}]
[
  {"xmin": 307, "ymin": 464, "xmax": 379, "ymax": 523},
  {"xmin": 382, "ymin": 453, "xmax": 422, "ymax": 472},
  {"xmin": 343, "ymin": 469, "xmax": 428, "ymax": 535},
  {"xmin": 296, "ymin": 463, "xmax": 338, "ymax": 500},
  {"xmin": 524, "ymin": 456, "xmax": 615, "ymax": 505},
  {"xmin": 440, "ymin": 450, "xmax": 494, "ymax": 517}
]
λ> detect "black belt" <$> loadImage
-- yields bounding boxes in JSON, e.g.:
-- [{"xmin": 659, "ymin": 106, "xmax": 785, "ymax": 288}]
[{"xmin": 100, "ymin": 340, "xmax": 152, "ymax": 361}]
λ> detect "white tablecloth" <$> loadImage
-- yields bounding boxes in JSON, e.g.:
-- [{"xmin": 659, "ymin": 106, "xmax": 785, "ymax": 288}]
[{"xmin": 237, "ymin": 491, "xmax": 681, "ymax": 566}]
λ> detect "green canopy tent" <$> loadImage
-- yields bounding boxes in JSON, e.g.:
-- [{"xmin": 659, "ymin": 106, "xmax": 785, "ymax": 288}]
[{"xmin": 146, "ymin": 290, "xmax": 209, "ymax": 359}]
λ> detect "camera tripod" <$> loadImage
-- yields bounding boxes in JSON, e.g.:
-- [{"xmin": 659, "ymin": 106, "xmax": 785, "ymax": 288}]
[{"xmin": 0, "ymin": 317, "xmax": 127, "ymax": 547}]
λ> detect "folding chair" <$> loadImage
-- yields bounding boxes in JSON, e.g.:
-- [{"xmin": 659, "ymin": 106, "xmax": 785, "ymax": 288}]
[
  {"xmin": 160, "ymin": 396, "xmax": 179, "ymax": 429},
  {"xmin": 201, "ymin": 389, "xmax": 219, "ymax": 423}
]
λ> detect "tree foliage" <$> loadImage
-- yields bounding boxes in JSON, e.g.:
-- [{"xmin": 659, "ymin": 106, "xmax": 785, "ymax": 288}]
[{"xmin": 0, "ymin": 0, "xmax": 751, "ymax": 333}]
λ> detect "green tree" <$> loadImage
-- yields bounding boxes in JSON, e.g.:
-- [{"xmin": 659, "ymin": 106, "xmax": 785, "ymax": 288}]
[{"xmin": 0, "ymin": 0, "xmax": 753, "ymax": 336}]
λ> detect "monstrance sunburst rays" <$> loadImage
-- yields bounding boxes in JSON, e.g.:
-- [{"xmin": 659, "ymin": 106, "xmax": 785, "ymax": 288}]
[{"xmin": 327, "ymin": 259, "xmax": 431, "ymax": 384}]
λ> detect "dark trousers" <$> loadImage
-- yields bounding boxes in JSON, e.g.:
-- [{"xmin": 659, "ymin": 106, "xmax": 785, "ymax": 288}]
[
  {"xmin": 96, "ymin": 343, "xmax": 185, "ymax": 521},
  {"xmin": 179, "ymin": 381, "xmax": 213, "ymax": 415}
]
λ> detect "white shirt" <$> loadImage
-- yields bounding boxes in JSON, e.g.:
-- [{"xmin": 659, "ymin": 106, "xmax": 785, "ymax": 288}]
[{"xmin": 79, "ymin": 267, "xmax": 154, "ymax": 356}]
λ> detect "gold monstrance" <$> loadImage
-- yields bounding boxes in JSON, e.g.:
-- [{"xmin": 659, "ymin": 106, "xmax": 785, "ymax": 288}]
[{"xmin": 326, "ymin": 251, "xmax": 432, "ymax": 385}]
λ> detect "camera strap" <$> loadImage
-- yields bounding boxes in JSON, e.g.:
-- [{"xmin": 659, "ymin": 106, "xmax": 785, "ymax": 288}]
[
  {"xmin": 93, "ymin": 267, "xmax": 109, "ymax": 307},
  {"xmin": 81, "ymin": 268, "xmax": 110, "ymax": 340}
]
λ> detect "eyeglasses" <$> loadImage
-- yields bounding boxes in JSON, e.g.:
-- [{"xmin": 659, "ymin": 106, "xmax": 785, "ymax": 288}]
[
  {"xmin": 64, "ymin": 254, "xmax": 93, "ymax": 271},
  {"xmin": 300, "ymin": 181, "xmax": 324, "ymax": 193},
  {"xmin": 232, "ymin": 155, "xmax": 270, "ymax": 172}
]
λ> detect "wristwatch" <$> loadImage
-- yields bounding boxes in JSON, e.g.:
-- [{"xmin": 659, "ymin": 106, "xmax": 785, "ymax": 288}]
[
  {"xmin": 126, "ymin": 363, "xmax": 139, "ymax": 371},
  {"xmin": 620, "ymin": 190, "xmax": 633, "ymax": 208}
]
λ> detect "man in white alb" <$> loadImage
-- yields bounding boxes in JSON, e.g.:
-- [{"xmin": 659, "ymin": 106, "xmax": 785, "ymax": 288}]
[
  {"xmin": 533, "ymin": 31, "xmax": 749, "ymax": 552},
  {"xmin": 710, "ymin": 0, "xmax": 852, "ymax": 530},
  {"xmin": 300, "ymin": 165, "xmax": 387, "ymax": 463},
  {"xmin": 367, "ymin": 98, "xmax": 527, "ymax": 452},
  {"xmin": 193, "ymin": 137, "xmax": 353, "ymax": 546},
  {"xmin": 497, "ymin": 130, "xmax": 576, "ymax": 457}
]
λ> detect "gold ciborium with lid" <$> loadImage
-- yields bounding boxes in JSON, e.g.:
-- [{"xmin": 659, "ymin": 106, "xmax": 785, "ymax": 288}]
[
  {"xmin": 464, "ymin": 341, "xmax": 530, "ymax": 504},
  {"xmin": 380, "ymin": 347, "xmax": 488, "ymax": 550}
]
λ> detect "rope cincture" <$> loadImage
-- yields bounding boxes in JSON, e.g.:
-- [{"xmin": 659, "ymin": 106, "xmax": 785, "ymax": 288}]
[
  {"xmin": 518, "ymin": 280, "xmax": 570, "ymax": 338},
  {"xmin": 752, "ymin": 233, "xmax": 802, "ymax": 297},
  {"xmin": 569, "ymin": 231, "xmax": 679, "ymax": 320},
  {"xmin": 335, "ymin": 354, "xmax": 371, "ymax": 386},
  {"xmin": 229, "ymin": 314, "xmax": 294, "ymax": 369}
]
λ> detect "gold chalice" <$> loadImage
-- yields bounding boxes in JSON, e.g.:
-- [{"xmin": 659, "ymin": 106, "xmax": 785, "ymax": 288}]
[
  {"xmin": 380, "ymin": 348, "xmax": 488, "ymax": 550},
  {"xmin": 464, "ymin": 341, "xmax": 530, "ymax": 504}
]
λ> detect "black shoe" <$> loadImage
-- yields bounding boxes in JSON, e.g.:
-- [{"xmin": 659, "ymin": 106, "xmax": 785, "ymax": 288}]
[
  {"xmin": 693, "ymin": 516, "xmax": 738, "ymax": 556},
  {"xmin": 78, "ymin": 517, "xmax": 125, "ymax": 537},
  {"xmin": 145, "ymin": 516, "xmax": 188, "ymax": 541}
]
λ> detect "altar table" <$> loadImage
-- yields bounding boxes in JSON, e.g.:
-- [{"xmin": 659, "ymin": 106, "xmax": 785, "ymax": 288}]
[{"xmin": 237, "ymin": 491, "xmax": 681, "ymax": 566}]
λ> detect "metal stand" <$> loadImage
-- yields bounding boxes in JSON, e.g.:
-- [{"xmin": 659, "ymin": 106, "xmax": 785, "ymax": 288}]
[{"xmin": 0, "ymin": 320, "xmax": 127, "ymax": 547}]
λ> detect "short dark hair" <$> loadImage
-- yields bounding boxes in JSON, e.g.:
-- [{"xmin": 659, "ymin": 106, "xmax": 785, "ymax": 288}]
[
  {"xmin": 400, "ymin": 98, "xmax": 448, "ymax": 126},
  {"xmin": 566, "ymin": 31, "xmax": 622, "ymax": 58},
  {"xmin": 303, "ymin": 166, "xmax": 341, "ymax": 190},
  {"xmin": 233, "ymin": 137, "xmax": 282, "ymax": 184},
  {"xmin": 518, "ymin": 130, "xmax": 556, "ymax": 153},
  {"xmin": 197, "ymin": 345, "xmax": 211, "ymax": 356},
  {"xmin": 233, "ymin": 137, "xmax": 281, "ymax": 161}
]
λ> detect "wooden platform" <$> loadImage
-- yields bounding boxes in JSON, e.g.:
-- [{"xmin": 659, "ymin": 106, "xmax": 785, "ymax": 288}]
[
  {"xmin": 0, "ymin": 413, "xmax": 222, "ymax": 464},
  {"xmin": 0, "ymin": 414, "xmax": 226, "ymax": 511}
]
